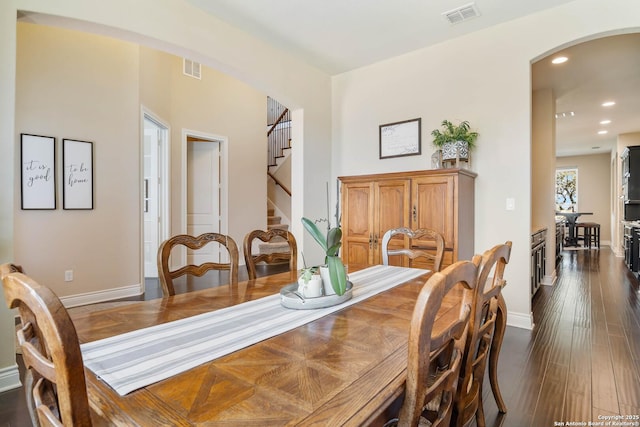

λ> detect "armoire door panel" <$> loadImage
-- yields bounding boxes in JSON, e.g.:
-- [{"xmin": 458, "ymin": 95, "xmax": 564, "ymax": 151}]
[
  {"xmin": 376, "ymin": 180, "xmax": 411, "ymax": 236},
  {"xmin": 412, "ymin": 176, "xmax": 455, "ymax": 248},
  {"xmin": 343, "ymin": 184, "xmax": 373, "ymax": 238},
  {"xmin": 344, "ymin": 241, "xmax": 372, "ymax": 266},
  {"xmin": 342, "ymin": 183, "xmax": 375, "ymax": 265},
  {"xmin": 374, "ymin": 179, "xmax": 411, "ymax": 263}
]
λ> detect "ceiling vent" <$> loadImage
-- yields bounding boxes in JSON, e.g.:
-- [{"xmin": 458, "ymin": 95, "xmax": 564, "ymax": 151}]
[
  {"xmin": 442, "ymin": 3, "xmax": 481, "ymax": 25},
  {"xmin": 183, "ymin": 58, "xmax": 201, "ymax": 80}
]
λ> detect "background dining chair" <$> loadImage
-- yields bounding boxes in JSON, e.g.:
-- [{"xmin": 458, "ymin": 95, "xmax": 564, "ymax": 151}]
[
  {"xmin": 243, "ymin": 228, "xmax": 297, "ymax": 280},
  {"xmin": 381, "ymin": 227, "xmax": 445, "ymax": 272},
  {"xmin": 452, "ymin": 241, "xmax": 512, "ymax": 427},
  {"xmin": 1, "ymin": 266, "xmax": 93, "ymax": 427},
  {"xmin": 385, "ymin": 258, "xmax": 478, "ymax": 427},
  {"xmin": 157, "ymin": 232, "xmax": 239, "ymax": 297}
]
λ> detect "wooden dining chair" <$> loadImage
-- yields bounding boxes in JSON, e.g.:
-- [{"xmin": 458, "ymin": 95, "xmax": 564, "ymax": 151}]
[
  {"xmin": 243, "ymin": 228, "xmax": 297, "ymax": 280},
  {"xmin": 381, "ymin": 227, "xmax": 446, "ymax": 272},
  {"xmin": 385, "ymin": 258, "xmax": 478, "ymax": 427},
  {"xmin": 157, "ymin": 232, "xmax": 239, "ymax": 297},
  {"xmin": 452, "ymin": 241, "xmax": 512, "ymax": 427},
  {"xmin": 1, "ymin": 266, "xmax": 92, "ymax": 427}
]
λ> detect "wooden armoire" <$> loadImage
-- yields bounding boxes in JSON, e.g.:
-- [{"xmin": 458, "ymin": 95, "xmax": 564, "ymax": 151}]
[{"xmin": 339, "ymin": 168, "xmax": 476, "ymax": 269}]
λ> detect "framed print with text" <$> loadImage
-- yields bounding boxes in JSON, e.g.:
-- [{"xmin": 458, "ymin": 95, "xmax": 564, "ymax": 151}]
[
  {"xmin": 379, "ymin": 118, "xmax": 421, "ymax": 159},
  {"xmin": 20, "ymin": 133, "xmax": 56, "ymax": 210},
  {"xmin": 63, "ymin": 139, "xmax": 94, "ymax": 210}
]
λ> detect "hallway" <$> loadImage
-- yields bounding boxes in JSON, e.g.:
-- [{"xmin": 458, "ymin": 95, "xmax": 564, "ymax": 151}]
[{"xmin": 481, "ymin": 248, "xmax": 640, "ymax": 426}]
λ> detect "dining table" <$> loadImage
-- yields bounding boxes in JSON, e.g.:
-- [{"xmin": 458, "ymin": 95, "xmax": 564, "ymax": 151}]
[
  {"xmin": 71, "ymin": 264, "xmax": 508, "ymax": 426},
  {"xmin": 555, "ymin": 211, "xmax": 593, "ymax": 246}
]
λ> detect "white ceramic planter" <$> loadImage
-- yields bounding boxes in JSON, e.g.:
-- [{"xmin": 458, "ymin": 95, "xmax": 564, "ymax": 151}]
[
  {"xmin": 297, "ymin": 274, "xmax": 324, "ymax": 298},
  {"xmin": 319, "ymin": 266, "xmax": 336, "ymax": 296}
]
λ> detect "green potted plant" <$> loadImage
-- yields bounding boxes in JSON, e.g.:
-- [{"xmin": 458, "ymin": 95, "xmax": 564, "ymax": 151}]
[
  {"xmin": 430, "ymin": 119, "xmax": 478, "ymax": 161},
  {"xmin": 301, "ymin": 217, "xmax": 348, "ymax": 296}
]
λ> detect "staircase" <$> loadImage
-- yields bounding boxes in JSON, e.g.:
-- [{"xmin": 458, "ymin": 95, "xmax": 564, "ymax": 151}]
[
  {"xmin": 256, "ymin": 207, "xmax": 291, "ymax": 261},
  {"xmin": 259, "ymin": 97, "xmax": 293, "ymax": 260}
]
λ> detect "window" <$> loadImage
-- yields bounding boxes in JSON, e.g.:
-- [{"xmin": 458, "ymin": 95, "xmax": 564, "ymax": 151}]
[{"xmin": 555, "ymin": 168, "xmax": 578, "ymax": 212}]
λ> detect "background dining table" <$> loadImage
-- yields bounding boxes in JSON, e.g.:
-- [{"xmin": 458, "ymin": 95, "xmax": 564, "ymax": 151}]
[
  {"xmin": 555, "ymin": 211, "xmax": 593, "ymax": 246},
  {"xmin": 70, "ymin": 265, "xmax": 507, "ymax": 426}
]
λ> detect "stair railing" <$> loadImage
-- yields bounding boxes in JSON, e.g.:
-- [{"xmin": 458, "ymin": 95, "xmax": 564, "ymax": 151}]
[
  {"xmin": 267, "ymin": 171, "xmax": 291, "ymax": 196},
  {"xmin": 267, "ymin": 107, "xmax": 290, "ymax": 167}
]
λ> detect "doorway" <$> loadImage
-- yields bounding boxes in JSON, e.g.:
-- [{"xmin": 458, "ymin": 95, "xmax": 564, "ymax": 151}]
[
  {"xmin": 183, "ymin": 131, "xmax": 229, "ymax": 266},
  {"xmin": 142, "ymin": 113, "xmax": 169, "ymax": 278}
]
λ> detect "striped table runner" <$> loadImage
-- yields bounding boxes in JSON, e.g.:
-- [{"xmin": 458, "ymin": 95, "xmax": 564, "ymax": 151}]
[{"xmin": 80, "ymin": 265, "xmax": 428, "ymax": 395}]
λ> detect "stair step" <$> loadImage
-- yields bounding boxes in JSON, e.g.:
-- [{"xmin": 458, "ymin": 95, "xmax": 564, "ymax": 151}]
[
  {"xmin": 258, "ymin": 241, "xmax": 291, "ymax": 254},
  {"xmin": 268, "ymin": 216, "xmax": 281, "ymax": 225},
  {"xmin": 268, "ymin": 223, "xmax": 289, "ymax": 231},
  {"xmin": 267, "ymin": 208, "xmax": 275, "ymax": 217}
]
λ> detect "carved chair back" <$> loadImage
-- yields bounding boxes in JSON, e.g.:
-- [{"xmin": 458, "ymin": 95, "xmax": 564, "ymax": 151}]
[
  {"xmin": 453, "ymin": 241, "xmax": 512, "ymax": 427},
  {"xmin": 381, "ymin": 227, "xmax": 446, "ymax": 272},
  {"xmin": 157, "ymin": 233, "xmax": 239, "ymax": 296},
  {"xmin": 243, "ymin": 229, "xmax": 297, "ymax": 280},
  {"xmin": 1, "ymin": 265, "xmax": 92, "ymax": 426}
]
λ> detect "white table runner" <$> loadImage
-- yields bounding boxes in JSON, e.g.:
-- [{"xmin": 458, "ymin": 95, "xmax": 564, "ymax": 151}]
[{"xmin": 80, "ymin": 265, "xmax": 428, "ymax": 395}]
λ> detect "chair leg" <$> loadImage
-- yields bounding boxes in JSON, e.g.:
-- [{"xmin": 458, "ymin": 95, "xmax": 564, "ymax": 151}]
[{"xmin": 490, "ymin": 296, "xmax": 508, "ymax": 413}]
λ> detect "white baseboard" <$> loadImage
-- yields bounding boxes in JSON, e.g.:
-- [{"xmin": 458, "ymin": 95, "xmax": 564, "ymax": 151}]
[
  {"xmin": 506, "ymin": 311, "xmax": 534, "ymax": 330},
  {"xmin": 541, "ymin": 271, "xmax": 557, "ymax": 286},
  {"xmin": 60, "ymin": 283, "xmax": 143, "ymax": 308},
  {"xmin": 0, "ymin": 364, "xmax": 21, "ymax": 392}
]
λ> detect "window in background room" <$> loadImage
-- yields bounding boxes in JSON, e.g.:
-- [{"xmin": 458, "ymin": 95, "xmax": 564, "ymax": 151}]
[{"xmin": 556, "ymin": 168, "xmax": 578, "ymax": 212}]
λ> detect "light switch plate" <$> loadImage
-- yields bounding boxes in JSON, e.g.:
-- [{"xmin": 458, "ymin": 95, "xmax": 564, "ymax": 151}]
[{"xmin": 506, "ymin": 198, "xmax": 515, "ymax": 211}]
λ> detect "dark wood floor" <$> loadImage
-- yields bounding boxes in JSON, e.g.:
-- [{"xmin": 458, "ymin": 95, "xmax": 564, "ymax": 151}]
[
  {"xmin": 1, "ymin": 250, "xmax": 638, "ymax": 426},
  {"xmin": 480, "ymin": 247, "xmax": 640, "ymax": 427}
]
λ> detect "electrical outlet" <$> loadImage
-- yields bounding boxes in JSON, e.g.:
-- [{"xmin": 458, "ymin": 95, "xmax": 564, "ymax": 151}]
[{"xmin": 64, "ymin": 270, "xmax": 73, "ymax": 282}]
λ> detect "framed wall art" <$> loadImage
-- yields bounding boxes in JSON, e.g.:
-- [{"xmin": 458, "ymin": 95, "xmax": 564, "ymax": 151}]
[
  {"xmin": 63, "ymin": 138, "xmax": 94, "ymax": 210},
  {"xmin": 20, "ymin": 133, "xmax": 56, "ymax": 210},
  {"xmin": 379, "ymin": 118, "xmax": 421, "ymax": 159}
]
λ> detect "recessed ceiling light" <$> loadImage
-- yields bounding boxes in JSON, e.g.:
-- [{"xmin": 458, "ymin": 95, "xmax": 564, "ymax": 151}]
[
  {"xmin": 598, "ymin": 130, "xmax": 608, "ymax": 135},
  {"xmin": 555, "ymin": 111, "xmax": 575, "ymax": 118},
  {"xmin": 552, "ymin": 56, "xmax": 568, "ymax": 64},
  {"xmin": 602, "ymin": 101, "xmax": 616, "ymax": 107},
  {"xmin": 600, "ymin": 120, "xmax": 611, "ymax": 125}
]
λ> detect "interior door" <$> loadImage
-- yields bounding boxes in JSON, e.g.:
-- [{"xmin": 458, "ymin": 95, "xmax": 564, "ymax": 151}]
[
  {"xmin": 187, "ymin": 138, "xmax": 221, "ymax": 265},
  {"xmin": 143, "ymin": 118, "xmax": 160, "ymax": 277}
]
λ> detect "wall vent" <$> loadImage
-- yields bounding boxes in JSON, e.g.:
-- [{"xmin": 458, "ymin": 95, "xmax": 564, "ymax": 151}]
[
  {"xmin": 442, "ymin": 3, "xmax": 480, "ymax": 25},
  {"xmin": 183, "ymin": 58, "xmax": 201, "ymax": 79}
]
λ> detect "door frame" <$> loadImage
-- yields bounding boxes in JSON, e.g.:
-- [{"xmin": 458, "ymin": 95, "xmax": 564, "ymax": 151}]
[
  {"xmin": 140, "ymin": 107, "xmax": 170, "ymax": 289},
  {"xmin": 181, "ymin": 129, "xmax": 229, "ymax": 264}
]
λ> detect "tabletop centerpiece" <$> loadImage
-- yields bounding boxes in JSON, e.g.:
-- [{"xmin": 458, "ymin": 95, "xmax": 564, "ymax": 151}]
[{"xmin": 301, "ymin": 217, "xmax": 348, "ymax": 296}]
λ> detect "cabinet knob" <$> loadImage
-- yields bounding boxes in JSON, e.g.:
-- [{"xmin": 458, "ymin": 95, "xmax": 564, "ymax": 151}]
[
  {"xmin": 412, "ymin": 206, "xmax": 417, "ymax": 222},
  {"xmin": 374, "ymin": 233, "xmax": 378, "ymax": 249},
  {"xmin": 369, "ymin": 233, "xmax": 373, "ymax": 249}
]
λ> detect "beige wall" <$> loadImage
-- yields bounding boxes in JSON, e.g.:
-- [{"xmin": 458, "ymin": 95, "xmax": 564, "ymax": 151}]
[
  {"xmin": 532, "ymin": 89, "xmax": 557, "ymax": 283},
  {"xmin": 15, "ymin": 23, "xmax": 141, "ymax": 297},
  {"xmin": 0, "ymin": 0, "xmax": 20, "ymax": 390},
  {"xmin": 556, "ymin": 154, "xmax": 612, "ymax": 243},
  {"xmin": 332, "ymin": 0, "xmax": 640, "ymax": 328}
]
